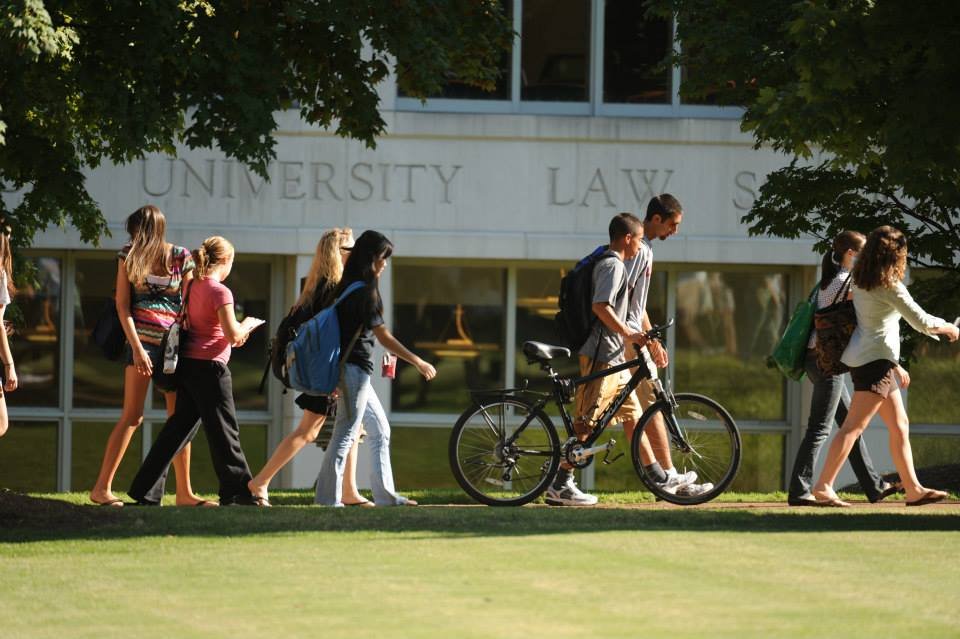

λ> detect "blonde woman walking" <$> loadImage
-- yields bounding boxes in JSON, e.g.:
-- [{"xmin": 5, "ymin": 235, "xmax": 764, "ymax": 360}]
[
  {"xmin": 248, "ymin": 228, "xmax": 370, "ymax": 507},
  {"xmin": 812, "ymin": 226, "xmax": 959, "ymax": 507},
  {"xmin": 90, "ymin": 206, "xmax": 206, "ymax": 507},
  {"xmin": 0, "ymin": 224, "xmax": 18, "ymax": 437},
  {"xmin": 129, "ymin": 236, "xmax": 264, "ymax": 506}
]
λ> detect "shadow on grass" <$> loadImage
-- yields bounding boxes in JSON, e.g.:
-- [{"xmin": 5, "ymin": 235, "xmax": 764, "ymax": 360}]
[{"xmin": 2, "ymin": 491, "xmax": 958, "ymax": 543}]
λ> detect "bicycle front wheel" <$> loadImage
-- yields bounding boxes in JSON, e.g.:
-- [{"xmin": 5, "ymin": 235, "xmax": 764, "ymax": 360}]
[
  {"xmin": 631, "ymin": 393, "xmax": 741, "ymax": 505},
  {"xmin": 449, "ymin": 398, "xmax": 561, "ymax": 506}
]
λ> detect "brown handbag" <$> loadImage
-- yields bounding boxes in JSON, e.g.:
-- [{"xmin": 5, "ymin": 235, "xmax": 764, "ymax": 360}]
[{"xmin": 814, "ymin": 276, "xmax": 857, "ymax": 375}]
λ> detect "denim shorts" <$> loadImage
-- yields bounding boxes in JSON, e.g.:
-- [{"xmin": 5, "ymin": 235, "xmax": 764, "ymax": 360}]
[{"xmin": 123, "ymin": 341, "xmax": 176, "ymax": 393}]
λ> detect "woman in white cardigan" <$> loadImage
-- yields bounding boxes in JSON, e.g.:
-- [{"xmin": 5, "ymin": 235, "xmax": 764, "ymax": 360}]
[{"xmin": 812, "ymin": 226, "xmax": 958, "ymax": 507}]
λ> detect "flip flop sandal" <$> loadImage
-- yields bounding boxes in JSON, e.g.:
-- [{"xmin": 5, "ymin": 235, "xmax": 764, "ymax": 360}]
[
  {"xmin": 343, "ymin": 499, "xmax": 374, "ymax": 508},
  {"xmin": 90, "ymin": 498, "xmax": 124, "ymax": 507},
  {"xmin": 251, "ymin": 495, "xmax": 272, "ymax": 508},
  {"xmin": 906, "ymin": 490, "xmax": 948, "ymax": 507},
  {"xmin": 814, "ymin": 497, "xmax": 851, "ymax": 507}
]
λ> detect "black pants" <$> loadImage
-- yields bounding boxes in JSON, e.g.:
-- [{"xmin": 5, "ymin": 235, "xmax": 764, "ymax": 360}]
[
  {"xmin": 128, "ymin": 358, "xmax": 253, "ymax": 505},
  {"xmin": 788, "ymin": 349, "xmax": 885, "ymax": 501}
]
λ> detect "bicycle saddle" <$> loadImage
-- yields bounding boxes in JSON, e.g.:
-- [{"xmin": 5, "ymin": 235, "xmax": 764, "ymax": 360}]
[{"xmin": 522, "ymin": 341, "xmax": 571, "ymax": 362}]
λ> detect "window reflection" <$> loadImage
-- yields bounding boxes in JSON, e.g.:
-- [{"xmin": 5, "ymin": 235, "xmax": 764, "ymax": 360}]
[
  {"xmin": 0, "ymin": 422, "xmax": 58, "ymax": 491},
  {"xmin": 521, "ymin": 0, "xmax": 590, "ymax": 102},
  {"xmin": 674, "ymin": 271, "xmax": 786, "ymax": 420},
  {"xmin": 603, "ymin": 0, "xmax": 671, "ymax": 104},
  {"xmin": 8, "ymin": 257, "xmax": 61, "ymax": 407},
  {"xmin": 399, "ymin": 1, "xmax": 513, "ymax": 100},
  {"xmin": 224, "ymin": 260, "xmax": 270, "ymax": 412},
  {"xmin": 393, "ymin": 265, "xmax": 505, "ymax": 413},
  {"xmin": 74, "ymin": 256, "xmax": 124, "ymax": 408}
]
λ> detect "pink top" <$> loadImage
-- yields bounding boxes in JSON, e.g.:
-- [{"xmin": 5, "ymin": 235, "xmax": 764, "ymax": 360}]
[{"xmin": 182, "ymin": 277, "xmax": 234, "ymax": 364}]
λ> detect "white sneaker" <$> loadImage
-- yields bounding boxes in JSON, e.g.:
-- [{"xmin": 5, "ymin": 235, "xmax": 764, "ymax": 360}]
[
  {"xmin": 659, "ymin": 470, "xmax": 698, "ymax": 494},
  {"xmin": 544, "ymin": 476, "xmax": 598, "ymax": 506},
  {"xmin": 675, "ymin": 482, "xmax": 715, "ymax": 497}
]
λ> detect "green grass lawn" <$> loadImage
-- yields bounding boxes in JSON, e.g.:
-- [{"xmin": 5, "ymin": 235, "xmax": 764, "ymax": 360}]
[{"xmin": 2, "ymin": 491, "xmax": 958, "ymax": 639}]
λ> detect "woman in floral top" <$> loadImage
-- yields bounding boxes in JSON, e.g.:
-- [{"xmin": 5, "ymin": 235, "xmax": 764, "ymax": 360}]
[{"xmin": 89, "ymin": 205, "xmax": 209, "ymax": 507}]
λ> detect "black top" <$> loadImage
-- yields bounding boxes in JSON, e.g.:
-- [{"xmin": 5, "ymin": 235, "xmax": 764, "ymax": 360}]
[
  {"xmin": 290, "ymin": 277, "xmax": 337, "ymax": 327},
  {"xmin": 335, "ymin": 281, "xmax": 384, "ymax": 374}
]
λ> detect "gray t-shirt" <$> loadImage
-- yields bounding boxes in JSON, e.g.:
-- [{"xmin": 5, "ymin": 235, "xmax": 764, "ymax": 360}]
[
  {"xmin": 625, "ymin": 238, "xmax": 653, "ymax": 332},
  {"xmin": 579, "ymin": 250, "xmax": 630, "ymax": 364}
]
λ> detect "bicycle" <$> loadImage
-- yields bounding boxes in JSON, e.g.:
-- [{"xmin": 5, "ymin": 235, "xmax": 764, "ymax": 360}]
[{"xmin": 448, "ymin": 319, "xmax": 742, "ymax": 506}]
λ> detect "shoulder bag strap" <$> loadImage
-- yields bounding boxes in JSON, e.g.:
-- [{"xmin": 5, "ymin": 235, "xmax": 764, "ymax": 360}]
[{"xmin": 830, "ymin": 274, "xmax": 853, "ymax": 306}]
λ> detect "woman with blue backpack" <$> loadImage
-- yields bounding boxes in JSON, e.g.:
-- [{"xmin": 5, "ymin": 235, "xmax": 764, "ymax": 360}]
[
  {"xmin": 247, "ymin": 228, "xmax": 370, "ymax": 507},
  {"xmin": 315, "ymin": 230, "xmax": 436, "ymax": 507}
]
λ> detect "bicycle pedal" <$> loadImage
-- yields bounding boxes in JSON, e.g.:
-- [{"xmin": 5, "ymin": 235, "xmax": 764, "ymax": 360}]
[{"xmin": 601, "ymin": 451, "xmax": 623, "ymax": 465}]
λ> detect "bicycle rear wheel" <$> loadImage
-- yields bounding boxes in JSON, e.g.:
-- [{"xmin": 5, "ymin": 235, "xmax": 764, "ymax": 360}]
[
  {"xmin": 631, "ymin": 393, "xmax": 741, "ymax": 505},
  {"xmin": 449, "ymin": 398, "xmax": 561, "ymax": 506}
]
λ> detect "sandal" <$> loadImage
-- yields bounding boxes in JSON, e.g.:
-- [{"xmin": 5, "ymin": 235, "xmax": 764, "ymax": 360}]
[
  {"xmin": 251, "ymin": 495, "xmax": 272, "ymax": 508},
  {"xmin": 90, "ymin": 497, "xmax": 124, "ymax": 507},
  {"xmin": 906, "ymin": 489, "xmax": 948, "ymax": 507},
  {"xmin": 343, "ymin": 499, "xmax": 375, "ymax": 508}
]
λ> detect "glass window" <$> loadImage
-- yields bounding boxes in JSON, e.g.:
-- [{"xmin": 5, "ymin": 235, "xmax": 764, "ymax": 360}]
[
  {"xmin": 909, "ymin": 435, "xmax": 960, "ymax": 469},
  {"xmin": 0, "ymin": 422, "xmax": 58, "ymax": 492},
  {"xmin": 73, "ymin": 256, "xmax": 124, "ymax": 408},
  {"xmin": 390, "ymin": 425, "xmax": 461, "ymax": 489},
  {"xmin": 393, "ymin": 264, "xmax": 506, "ymax": 413},
  {"xmin": 674, "ymin": 271, "xmax": 787, "ymax": 421},
  {"xmin": 8, "ymin": 257, "xmax": 61, "ymax": 408},
  {"xmin": 904, "ymin": 270, "xmax": 959, "ymax": 424},
  {"xmin": 521, "ymin": 0, "xmax": 590, "ymax": 102},
  {"xmin": 218, "ymin": 260, "xmax": 271, "ymax": 411},
  {"xmin": 71, "ymin": 421, "xmax": 141, "ymax": 491},
  {"xmin": 603, "ymin": 1, "xmax": 671, "ymax": 104},
  {"xmin": 399, "ymin": 1, "xmax": 513, "ymax": 100}
]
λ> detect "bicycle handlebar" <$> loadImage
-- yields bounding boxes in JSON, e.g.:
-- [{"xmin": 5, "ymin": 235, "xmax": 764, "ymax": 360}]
[{"xmin": 643, "ymin": 317, "xmax": 675, "ymax": 342}]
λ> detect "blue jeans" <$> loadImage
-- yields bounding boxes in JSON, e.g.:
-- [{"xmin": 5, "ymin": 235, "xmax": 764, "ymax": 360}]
[
  {"xmin": 314, "ymin": 364, "xmax": 409, "ymax": 506},
  {"xmin": 788, "ymin": 350, "xmax": 885, "ymax": 501}
]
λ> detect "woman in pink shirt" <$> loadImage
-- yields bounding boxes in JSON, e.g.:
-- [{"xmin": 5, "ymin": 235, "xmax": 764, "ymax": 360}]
[{"xmin": 128, "ymin": 236, "xmax": 264, "ymax": 506}]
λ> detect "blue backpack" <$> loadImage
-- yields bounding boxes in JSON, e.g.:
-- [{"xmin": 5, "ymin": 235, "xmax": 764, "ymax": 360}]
[{"xmin": 285, "ymin": 281, "xmax": 365, "ymax": 395}]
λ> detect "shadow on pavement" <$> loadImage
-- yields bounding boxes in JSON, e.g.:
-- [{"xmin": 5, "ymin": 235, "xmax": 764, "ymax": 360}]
[{"xmin": 2, "ymin": 490, "xmax": 958, "ymax": 543}]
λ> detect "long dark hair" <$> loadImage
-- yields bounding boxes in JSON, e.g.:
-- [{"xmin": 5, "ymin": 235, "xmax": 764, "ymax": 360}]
[
  {"xmin": 819, "ymin": 230, "xmax": 866, "ymax": 290},
  {"xmin": 334, "ymin": 230, "xmax": 394, "ymax": 315}
]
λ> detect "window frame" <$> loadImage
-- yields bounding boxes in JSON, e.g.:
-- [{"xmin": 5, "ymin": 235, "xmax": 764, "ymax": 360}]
[{"xmin": 394, "ymin": 0, "xmax": 745, "ymax": 120}]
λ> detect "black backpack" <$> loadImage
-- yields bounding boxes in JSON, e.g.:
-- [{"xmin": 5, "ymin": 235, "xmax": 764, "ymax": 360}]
[
  {"xmin": 554, "ymin": 246, "xmax": 626, "ymax": 351},
  {"xmin": 258, "ymin": 303, "xmax": 312, "ymax": 394}
]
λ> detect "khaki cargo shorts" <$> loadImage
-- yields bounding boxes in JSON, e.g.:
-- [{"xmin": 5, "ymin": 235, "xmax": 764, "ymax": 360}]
[{"xmin": 574, "ymin": 356, "xmax": 644, "ymax": 437}]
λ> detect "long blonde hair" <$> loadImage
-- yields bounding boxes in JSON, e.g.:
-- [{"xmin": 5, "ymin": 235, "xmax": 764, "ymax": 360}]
[
  {"xmin": 0, "ymin": 225, "xmax": 15, "ymax": 299},
  {"xmin": 124, "ymin": 205, "xmax": 170, "ymax": 285},
  {"xmin": 193, "ymin": 236, "xmax": 235, "ymax": 279},
  {"xmin": 295, "ymin": 227, "xmax": 352, "ymax": 309}
]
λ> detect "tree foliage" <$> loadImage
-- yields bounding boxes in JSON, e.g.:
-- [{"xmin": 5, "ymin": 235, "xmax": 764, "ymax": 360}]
[
  {"xmin": 0, "ymin": 0, "xmax": 511, "ymax": 248},
  {"xmin": 652, "ymin": 0, "xmax": 960, "ymax": 357}
]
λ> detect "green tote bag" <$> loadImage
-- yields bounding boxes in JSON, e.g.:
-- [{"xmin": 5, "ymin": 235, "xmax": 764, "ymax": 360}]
[{"xmin": 767, "ymin": 285, "xmax": 818, "ymax": 381}]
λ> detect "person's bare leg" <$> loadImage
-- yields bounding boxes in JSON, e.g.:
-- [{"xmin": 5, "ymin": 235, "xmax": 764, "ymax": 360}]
[
  {"xmin": 248, "ymin": 410, "xmax": 327, "ymax": 501},
  {"xmin": 341, "ymin": 438, "xmax": 367, "ymax": 504},
  {"xmin": 623, "ymin": 419, "xmax": 659, "ymax": 467},
  {"xmin": 875, "ymin": 390, "xmax": 931, "ymax": 501},
  {"xmin": 90, "ymin": 367, "xmax": 151, "ymax": 505},
  {"xmin": 0, "ymin": 394, "xmax": 8, "ymax": 438},
  {"xmin": 166, "ymin": 391, "xmax": 205, "ymax": 505},
  {"xmin": 812, "ymin": 390, "xmax": 883, "ymax": 500}
]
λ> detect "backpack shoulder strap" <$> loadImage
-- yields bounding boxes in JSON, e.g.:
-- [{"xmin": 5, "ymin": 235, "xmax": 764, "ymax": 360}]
[{"xmin": 331, "ymin": 281, "xmax": 366, "ymax": 308}]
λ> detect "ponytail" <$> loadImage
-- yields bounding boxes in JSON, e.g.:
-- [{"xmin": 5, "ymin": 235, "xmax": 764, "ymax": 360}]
[
  {"xmin": 192, "ymin": 236, "xmax": 234, "ymax": 279},
  {"xmin": 819, "ymin": 230, "xmax": 866, "ymax": 290}
]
